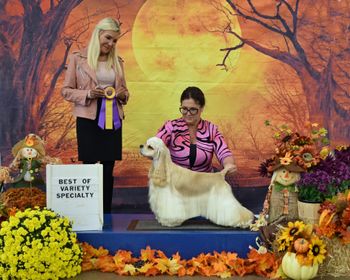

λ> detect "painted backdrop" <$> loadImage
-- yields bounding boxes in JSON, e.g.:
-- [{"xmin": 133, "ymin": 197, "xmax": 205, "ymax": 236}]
[{"xmin": 0, "ymin": 0, "xmax": 349, "ymax": 187}]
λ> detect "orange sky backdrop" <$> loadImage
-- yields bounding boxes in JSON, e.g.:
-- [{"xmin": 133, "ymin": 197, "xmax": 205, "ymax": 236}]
[
  {"xmin": 58, "ymin": 0, "xmax": 291, "ymax": 187},
  {"xmin": 5, "ymin": 0, "xmax": 332, "ymax": 187},
  {"xmin": 59, "ymin": 0, "xmax": 277, "ymax": 151}
]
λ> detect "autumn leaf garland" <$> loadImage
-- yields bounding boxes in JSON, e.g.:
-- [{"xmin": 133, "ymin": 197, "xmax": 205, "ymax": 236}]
[{"xmin": 80, "ymin": 243, "xmax": 280, "ymax": 278}]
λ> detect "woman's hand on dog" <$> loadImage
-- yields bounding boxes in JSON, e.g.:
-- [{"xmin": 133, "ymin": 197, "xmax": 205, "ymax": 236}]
[{"xmin": 224, "ymin": 163, "xmax": 237, "ymax": 176}]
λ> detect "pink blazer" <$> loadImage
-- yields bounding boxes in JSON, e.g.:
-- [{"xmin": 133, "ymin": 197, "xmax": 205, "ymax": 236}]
[{"xmin": 61, "ymin": 48, "xmax": 129, "ymax": 120}]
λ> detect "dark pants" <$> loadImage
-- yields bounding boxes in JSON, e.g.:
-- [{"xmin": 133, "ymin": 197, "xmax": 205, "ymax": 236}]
[{"xmin": 83, "ymin": 161, "xmax": 115, "ymax": 214}]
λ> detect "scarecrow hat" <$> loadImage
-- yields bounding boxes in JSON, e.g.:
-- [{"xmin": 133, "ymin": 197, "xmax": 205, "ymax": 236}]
[
  {"xmin": 268, "ymin": 159, "xmax": 305, "ymax": 173},
  {"xmin": 11, "ymin": 134, "xmax": 46, "ymax": 159}
]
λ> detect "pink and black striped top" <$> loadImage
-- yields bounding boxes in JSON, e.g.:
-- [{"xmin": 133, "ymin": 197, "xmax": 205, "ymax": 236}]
[{"xmin": 156, "ymin": 118, "xmax": 233, "ymax": 172}]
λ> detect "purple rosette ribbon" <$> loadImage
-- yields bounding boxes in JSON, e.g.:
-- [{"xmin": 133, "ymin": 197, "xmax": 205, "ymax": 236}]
[{"xmin": 98, "ymin": 98, "xmax": 121, "ymax": 130}]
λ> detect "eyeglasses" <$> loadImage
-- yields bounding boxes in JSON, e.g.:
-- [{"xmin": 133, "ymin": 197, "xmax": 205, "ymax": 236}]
[{"xmin": 179, "ymin": 107, "xmax": 199, "ymax": 115}]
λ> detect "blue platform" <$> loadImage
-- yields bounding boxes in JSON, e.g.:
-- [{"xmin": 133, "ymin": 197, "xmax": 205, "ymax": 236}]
[{"xmin": 76, "ymin": 214, "xmax": 260, "ymax": 259}]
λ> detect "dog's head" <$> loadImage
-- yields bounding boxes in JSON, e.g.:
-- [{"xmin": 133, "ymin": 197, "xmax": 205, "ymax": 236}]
[
  {"xmin": 140, "ymin": 137, "xmax": 166, "ymax": 160},
  {"xmin": 140, "ymin": 137, "xmax": 171, "ymax": 187}
]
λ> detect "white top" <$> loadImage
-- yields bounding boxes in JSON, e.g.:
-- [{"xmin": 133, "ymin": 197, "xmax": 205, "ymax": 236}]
[{"xmin": 96, "ymin": 61, "xmax": 116, "ymax": 88}]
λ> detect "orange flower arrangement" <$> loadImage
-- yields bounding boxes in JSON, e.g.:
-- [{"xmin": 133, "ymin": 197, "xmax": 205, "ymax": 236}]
[
  {"xmin": 317, "ymin": 190, "xmax": 350, "ymax": 244},
  {"xmin": 259, "ymin": 121, "xmax": 328, "ymax": 178},
  {"xmin": 80, "ymin": 243, "xmax": 280, "ymax": 278}
]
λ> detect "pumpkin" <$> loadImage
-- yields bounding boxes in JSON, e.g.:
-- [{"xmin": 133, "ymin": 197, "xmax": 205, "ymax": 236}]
[
  {"xmin": 282, "ymin": 252, "xmax": 318, "ymax": 280},
  {"xmin": 294, "ymin": 238, "xmax": 310, "ymax": 253}
]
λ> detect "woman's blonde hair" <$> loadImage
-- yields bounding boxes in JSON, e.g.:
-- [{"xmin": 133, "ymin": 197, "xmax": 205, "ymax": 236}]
[{"xmin": 87, "ymin": 17, "xmax": 122, "ymax": 75}]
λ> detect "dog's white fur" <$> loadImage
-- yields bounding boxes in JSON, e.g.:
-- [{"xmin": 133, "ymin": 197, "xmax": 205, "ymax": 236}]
[{"xmin": 140, "ymin": 137, "xmax": 254, "ymax": 228}]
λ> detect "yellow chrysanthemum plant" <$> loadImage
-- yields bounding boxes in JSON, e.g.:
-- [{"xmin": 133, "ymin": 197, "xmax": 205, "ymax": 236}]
[
  {"xmin": 0, "ymin": 207, "xmax": 82, "ymax": 280},
  {"xmin": 275, "ymin": 220, "xmax": 327, "ymax": 279}
]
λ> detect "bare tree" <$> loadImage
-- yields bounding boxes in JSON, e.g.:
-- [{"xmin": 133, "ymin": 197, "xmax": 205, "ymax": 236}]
[
  {"xmin": 217, "ymin": 120, "xmax": 240, "ymax": 150},
  {"xmin": 263, "ymin": 66, "xmax": 309, "ymax": 133},
  {"xmin": 0, "ymin": 0, "xmax": 83, "ymax": 151},
  {"xmin": 216, "ymin": 0, "xmax": 350, "ymax": 143},
  {"xmin": 238, "ymin": 106, "xmax": 268, "ymax": 160}
]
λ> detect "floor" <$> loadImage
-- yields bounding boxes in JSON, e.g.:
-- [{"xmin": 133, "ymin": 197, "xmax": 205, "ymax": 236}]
[
  {"xmin": 69, "ymin": 271, "xmax": 350, "ymax": 279},
  {"xmin": 70, "ymin": 272, "xmax": 267, "ymax": 279}
]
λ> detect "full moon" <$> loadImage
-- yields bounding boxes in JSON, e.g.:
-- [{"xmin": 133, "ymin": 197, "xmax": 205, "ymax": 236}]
[{"xmin": 132, "ymin": 0, "xmax": 242, "ymax": 92}]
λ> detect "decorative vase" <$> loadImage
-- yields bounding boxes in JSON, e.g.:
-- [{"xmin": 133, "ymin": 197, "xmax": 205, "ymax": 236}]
[
  {"xmin": 282, "ymin": 252, "xmax": 319, "ymax": 280},
  {"xmin": 297, "ymin": 200, "xmax": 321, "ymax": 225}
]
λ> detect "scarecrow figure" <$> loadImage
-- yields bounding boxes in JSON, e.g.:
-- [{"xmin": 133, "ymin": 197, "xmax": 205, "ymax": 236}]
[
  {"xmin": 9, "ymin": 134, "xmax": 46, "ymax": 188},
  {"xmin": 250, "ymin": 124, "xmax": 326, "ymax": 230},
  {"xmin": 263, "ymin": 162, "xmax": 304, "ymax": 222}
]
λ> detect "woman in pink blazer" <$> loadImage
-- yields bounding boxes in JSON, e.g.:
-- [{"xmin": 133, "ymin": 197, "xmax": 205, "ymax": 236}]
[{"xmin": 62, "ymin": 18, "xmax": 130, "ymax": 214}]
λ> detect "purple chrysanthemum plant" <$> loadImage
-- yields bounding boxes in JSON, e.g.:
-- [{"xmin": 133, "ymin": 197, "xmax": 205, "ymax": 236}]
[{"xmin": 297, "ymin": 146, "xmax": 350, "ymax": 203}]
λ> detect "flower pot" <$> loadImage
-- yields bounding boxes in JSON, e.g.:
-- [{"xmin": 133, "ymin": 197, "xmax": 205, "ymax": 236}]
[
  {"xmin": 298, "ymin": 200, "xmax": 321, "ymax": 225},
  {"xmin": 282, "ymin": 252, "xmax": 319, "ymax": 280}
]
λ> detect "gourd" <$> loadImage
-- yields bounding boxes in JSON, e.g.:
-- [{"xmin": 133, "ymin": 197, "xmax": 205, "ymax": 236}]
[
  {"xmin": 282, "ymin": 252, "xmax": 318, "ymax": 280},
  {"xmin": 294, "ymin": 238, "xmax": 310, "ymax": 254}
]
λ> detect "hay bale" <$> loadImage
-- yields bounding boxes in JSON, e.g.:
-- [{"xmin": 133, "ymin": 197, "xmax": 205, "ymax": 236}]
[{"xmin": 318, "ymin": 238, "xmax": 350, "ymax": 277}]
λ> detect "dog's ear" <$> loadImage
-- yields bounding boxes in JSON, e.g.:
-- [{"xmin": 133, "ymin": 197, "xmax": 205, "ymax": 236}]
[{"xmin": 149, "ymin": 144, "xmax": 171, "ymax": 187}]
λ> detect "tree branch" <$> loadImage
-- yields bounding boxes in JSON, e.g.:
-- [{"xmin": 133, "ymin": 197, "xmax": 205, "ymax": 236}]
[
  {"xmin": 217, "ymin": 38, "xmax": 244, "ymax": 71},
  {"xmin": 292, "ymin": 0, "xmax": 300, "ymax": 34},
  {"xmin": 226, "ymin": 0, "xmax": 287, "ymax": 36},
  {"xmin": 226, "ymin": 27, "xmax": 302, "ymax": 70},
  {"xmin": 38, "ymin": 40, "xmax": 72, "ymax": 119},
  {"xmin": 247, "ymin": 0, "xmax": 277, "ymax": 20},
  {"xmin": 226, "ymin": 0, "xmax": 320, "ymax": 79}
]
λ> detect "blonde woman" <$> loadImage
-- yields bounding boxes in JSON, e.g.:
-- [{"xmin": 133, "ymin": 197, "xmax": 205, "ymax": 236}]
[{"xmin": 62, "ymin": 18, "xmax": 130, "ymax": 214}]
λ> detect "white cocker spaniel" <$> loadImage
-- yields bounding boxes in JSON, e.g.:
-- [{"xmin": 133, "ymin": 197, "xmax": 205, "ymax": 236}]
[{"xmin": 140, "ymin": 137, "xmax": 254, "ymax": 228}]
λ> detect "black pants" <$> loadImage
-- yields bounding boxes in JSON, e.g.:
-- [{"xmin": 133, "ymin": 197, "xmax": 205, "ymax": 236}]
[{"xmin": 83, "ymin": 161, "xmax": 115, "ymax": 214}]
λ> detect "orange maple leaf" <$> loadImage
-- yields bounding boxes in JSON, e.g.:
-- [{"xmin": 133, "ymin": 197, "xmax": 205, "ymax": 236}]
[
  {"xmin": 155, "ymin": 249, "xmax": 168, "ymax": 259},
  {"xmin": 145, "ymin": 267, "xmax": 160, "ymax": 276},
  {"xmin": 198, "ymin": 265, "xmax": 214, "ymax": 277},
  {"xmin": 217, "ymin": 270, "xmax": 232, "ymax": 278},
  {"xmin": 140, "ymin": 246, "xmax": 156, "ymax": 262},
  {"xmin": 212, "ymin": 260, "xmax": 228, "ymax": 273},
  {"xmin": 230, "ymin": 259, "xmax": 248, "ymax": 277},
  {"xmin": 121, "ymin": 264, "xmax": 137, "ymax": 276},
  {"xmin": 138, "ymin": 263, "xmax": 159, "ymax": 276},
  {"xmin": 81, "ymin": 261, "xmax": 94, "ymax": 272},
  {"xmin": 95, "ymin": 255, "xmax": 116, "ymax": 272},
  {"xmin": 113, "ymin": 250, "xmax": 134, "ymax": 265},
  {"xmin": 185, "ymin": 265, "xmax": 197, "ymax": 276},
  {"xmin": 248, "ymin": 249, "xmax": 280, "ymax": 278},
  {"xmin": 178, "ymin": 266, "xmax": 187, "ymax": 277}
]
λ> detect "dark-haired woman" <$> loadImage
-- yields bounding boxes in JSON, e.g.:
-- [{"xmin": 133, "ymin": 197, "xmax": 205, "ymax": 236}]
[{"xmin": 156, "ymin": 86, "xmax": 236, "ymax": 175}]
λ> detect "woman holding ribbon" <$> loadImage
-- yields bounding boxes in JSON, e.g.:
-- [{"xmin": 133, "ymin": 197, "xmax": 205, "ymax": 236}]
[{"xmin": 62, "ymin": 17, "xmax": 129, "ymax": 214}]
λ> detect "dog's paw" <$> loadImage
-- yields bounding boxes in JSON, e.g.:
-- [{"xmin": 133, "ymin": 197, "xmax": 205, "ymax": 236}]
[
  {"xmin": 237, "ymin": 210, "xmax": 254, "ymax": 228},
  {"xmin": 157, "ymin": 217, "xmax": 184, "ymax": 227}
]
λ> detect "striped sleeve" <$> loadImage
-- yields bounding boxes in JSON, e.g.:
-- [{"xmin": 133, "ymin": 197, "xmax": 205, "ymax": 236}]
[
  {"xmin": 212, "ymin": 125, "xmax": 233, "ymax": 164},
  {"xmin": 156, "ymin": 120, "xmax": 173, "ymax": 147}
]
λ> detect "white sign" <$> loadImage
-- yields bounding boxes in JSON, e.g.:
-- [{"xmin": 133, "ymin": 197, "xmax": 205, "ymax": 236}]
[{"xmin": 46, "ymin": 164, "xmax": 103, "ymax": 231}]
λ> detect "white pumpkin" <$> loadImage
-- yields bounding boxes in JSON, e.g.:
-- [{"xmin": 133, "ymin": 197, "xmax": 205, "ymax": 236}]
[{"xmin": 282, "ymin": 252, "xmax": 318, "ymax": 280}]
